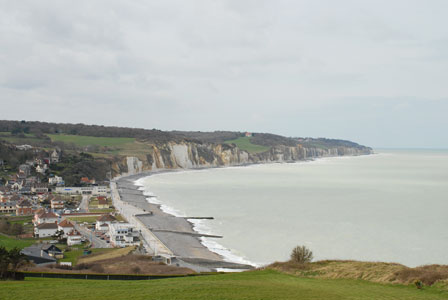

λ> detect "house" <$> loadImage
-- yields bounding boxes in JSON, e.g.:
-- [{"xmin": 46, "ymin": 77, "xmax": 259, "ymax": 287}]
[
  {"xmin": 33, "ymin": 208, "xmax": 46, "ymax": 224},
  {"xmin": 18, "ymin": 164, "xmax": 31, "ymax": 176},
  {"xmin": 34, "ymin": 222, "xmax": 58, "ymax": 237},
  {"xmin": 0, "ymin": 202, "xmax": 17, "ymax": 214},
  {"xmin": 21, "ymin": 244, "xmax": 62, "ymax": 265},
  {"xmin": 35, "ymin": 164, "xmax": 48, "ymax": 175},
  {"xmin": 16, "ymin": 144, "xmax": 33, "ymax": 151},
  {"xmin": 58, "ymin": 219, "xmax": 74, "ymax": 237},
  {"xmin": 108, "ymin": 223, "xmax": 140, "ymax": 247},
  {"xmin": 67, "ymin": 230, "xmax": 82, "ymax": 246},
  {"xmin": 95, "ymin": 214, "xmax": 116, "ymax": 231},
  {"xmin": 80, "ymin": 177, "xmax": 95, "ymax": 185},
  {"xmin": 245, "ymin": 132, "xmax": 253, "ymax": 137},
  {"xmin": 32, "ymin": 183, "xmax": 48, "ymax": 194},
  {"xmin": 50, "ymin": 196, "xmax": 64, "ymax": 210},
  {"xmin": 50, "ymin": 149, "xmax": 61, "ymax": 163},
  {"xmin": 48, "ymin": 176, "xmax": 64, "ymax": 186},
  {"xmin": 36, "ymin": 211, "xmax": 58, "ymax": 225},
  {"xmin": 16, "ymin": 199, "xmax": 33, "ymax": 215},
  {"xmin": 97, "ymin": 197, "xmax": 109, "ymax": 209}
]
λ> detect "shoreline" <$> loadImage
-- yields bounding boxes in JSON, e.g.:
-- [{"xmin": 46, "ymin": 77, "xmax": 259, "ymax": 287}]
[
  {"xmin": 112, "ymin": 170, "xmax": 255, "ymax": 272},
  {"xmin": 112, "ymin": 154, "xmax": 375, "ymax": 271}
]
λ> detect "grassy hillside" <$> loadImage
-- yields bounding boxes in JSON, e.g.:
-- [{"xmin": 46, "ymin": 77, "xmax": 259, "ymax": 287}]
[
  {"xmin": 225, "ymin": 137, "xmax": 270, "ymax": 154},
  {"xmin": 0, "ymin": 234, "xmax": 35, "ymax": 250},
  {"xmin": 48, "ymin": 134, "xmax": 135, "ymax": 147},
  {"xmin": 1, "ymin": 270, "xmax": 447, "ymax": 300}
]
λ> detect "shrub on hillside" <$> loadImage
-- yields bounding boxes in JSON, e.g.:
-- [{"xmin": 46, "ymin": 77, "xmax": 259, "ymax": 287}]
[{"xmin": 290, "ymin": 246, "xmax": 313, "ymax": 264}]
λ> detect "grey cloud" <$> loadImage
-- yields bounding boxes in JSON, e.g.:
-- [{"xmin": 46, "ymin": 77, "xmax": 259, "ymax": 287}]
[{"xmin": 0, "ymin": 0, "xmax": 447, "ymax": 148}]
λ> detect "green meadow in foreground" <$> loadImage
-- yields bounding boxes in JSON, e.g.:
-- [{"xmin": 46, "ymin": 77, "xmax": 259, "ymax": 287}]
[{"xmin": 1, "ymin": 270, "xmax": 447, "ymax": 300}]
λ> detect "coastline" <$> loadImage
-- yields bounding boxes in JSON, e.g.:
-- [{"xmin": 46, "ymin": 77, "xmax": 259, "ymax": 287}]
[
  {"xmin": 112, "ymin": 154, "xmax": 375, "ymax": 271},
  {"xmin": 112, "ymin": 170, "xmax": 255, "ymax": 272}
]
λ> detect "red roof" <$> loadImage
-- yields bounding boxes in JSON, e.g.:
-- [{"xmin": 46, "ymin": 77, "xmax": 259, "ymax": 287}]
[
  {"xmin": 39, "ymin": 212, "xmax": 58, "ymax": 219},
  {"xmin": 58, "ymin": 219, "xmax": 74, "ymax": 228},
  {"xmin": 67, "ymin": 230, "xmax": 81, "ymax": 236}
]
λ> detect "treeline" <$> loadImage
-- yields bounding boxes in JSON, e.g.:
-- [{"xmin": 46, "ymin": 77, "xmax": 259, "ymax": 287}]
[
  {"xmin": 0, "ymin": 120, "xmax": 371, "ymax": 151},
  {"xmin": 0, "ymin": 247, "xmax": 27, "ymax": 280},
  {"xmin": 0, "ymin": 219, "xmax": 24, "ymax": 236},
  {"xmin": 51, "ymin": 153, "xmax": 110, "ymax": 185},
  {"xmin": 0, "ymin": 120, "xmax": 180, "ymax": 143},
  {"xmin": 0, "ymin": 142, "xmax": 35, "ymax": 170}
]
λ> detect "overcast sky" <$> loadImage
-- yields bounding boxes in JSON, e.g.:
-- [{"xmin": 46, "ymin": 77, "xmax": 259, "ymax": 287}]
[{"xmin": 1, "ymin": 0, "xmax": 447, "ymax": 148}]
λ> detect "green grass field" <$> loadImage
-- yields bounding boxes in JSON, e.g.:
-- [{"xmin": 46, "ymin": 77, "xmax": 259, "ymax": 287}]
[
  {"xmin": 59, "ymin": 246, "xmax": 115, "ymax": 265},
  {"xmin": 225, "ymin": 137, "xmax": 270, "ymax": 154},
  {"xmin": 48, "ymin": 134, "xmax": 135, "ymax": 147},
  {"xmin": 0, "ymin": 234, "xmax": 35, "ymax": 250},
  {"xmin": 1, "ymin": 270, "xmax": 446, "ymax": 300}
]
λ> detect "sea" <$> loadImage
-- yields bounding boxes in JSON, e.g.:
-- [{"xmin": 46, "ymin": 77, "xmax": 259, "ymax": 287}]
[{"xmin": 135, "ymin": 149, "xmax": 448, "ymax": 268}]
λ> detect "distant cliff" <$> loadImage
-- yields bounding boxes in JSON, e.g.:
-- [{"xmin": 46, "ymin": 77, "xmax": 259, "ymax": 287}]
[{"xmin": 115, "ymin": 141, "xmax": 372, "ymax": 176}]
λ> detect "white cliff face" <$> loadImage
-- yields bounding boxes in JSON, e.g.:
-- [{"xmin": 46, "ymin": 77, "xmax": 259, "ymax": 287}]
[
  {"xmin": 119, "ymin": 142, "xmax": 371, "ymax": 175},
  {"xmin": 172, "ymin": 144, "xmax": 194, "ymax": 169},
  {"xmin": 126, "ymin": 156, "xmax": 143, "ymax": 175}
]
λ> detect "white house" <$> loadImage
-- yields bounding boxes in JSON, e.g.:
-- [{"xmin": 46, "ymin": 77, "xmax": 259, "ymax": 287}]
[
  {"xmin": 36, "ymin": 211, "xmax": 58, "ymax": 225},
  {"xmin": 108, "ymin": 223, "xmax": 140, "ymax": 247},
  {"xmin": 48, "ymin": 176, "xmax": 64, "ymax": 185},
  {"xmin": 67, "ymin": 230, "xmax": 82, "ymax": 246},
  {"xmin": 35, "ymin": 223, "xmax": 58, "ymax": 238},
  {"xmin": 58, "ymin": 219, "xmax": 74, "ymax": 237},
  {"xmin": 95, "ymin": 214, "xmax": 116, "ymax": 231}
]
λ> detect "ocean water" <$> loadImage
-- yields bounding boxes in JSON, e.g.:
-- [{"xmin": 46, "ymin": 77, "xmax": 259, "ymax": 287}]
[{"xmin": 135, "ymin": 150, "xmax": 448, "ymax": 267}]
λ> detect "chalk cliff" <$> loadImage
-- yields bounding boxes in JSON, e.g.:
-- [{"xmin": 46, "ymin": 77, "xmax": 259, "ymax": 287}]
[{"xmin": 116, "ymin": 141, "xmax": 372, "ymax": 175}]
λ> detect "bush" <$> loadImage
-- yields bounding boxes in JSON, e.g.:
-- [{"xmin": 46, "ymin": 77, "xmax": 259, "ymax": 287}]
[
  {"xmin": 91, "ymin": 264, "xmax": 104, "ymax": 273},
  {"xmin": 290, "ymin": 245, "xmax": 313, "ymax": 264}
]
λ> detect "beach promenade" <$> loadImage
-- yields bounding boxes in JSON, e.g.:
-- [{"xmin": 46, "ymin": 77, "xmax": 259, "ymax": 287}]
[{"xmin": 111, "ymin": 172, "xmax": 253, "ymax": 272}]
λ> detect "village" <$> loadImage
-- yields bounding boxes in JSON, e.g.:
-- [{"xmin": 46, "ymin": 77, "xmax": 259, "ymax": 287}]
[{"xmin": 0, "ymin": 145, "xmax": 141, "ymax": 267}]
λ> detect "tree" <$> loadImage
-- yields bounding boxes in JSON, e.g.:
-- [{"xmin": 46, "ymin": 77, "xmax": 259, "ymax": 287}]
[
  {"xmin": 0, "ymin": 246, "xmax": 9, "ymax": 279},
  {"xmin": 8, "ymin": 247, "xmax": 27, "ymax": 276},
  {"xmin": 290, "ymin": 245, "xmax": 313, "ymax": 264}
]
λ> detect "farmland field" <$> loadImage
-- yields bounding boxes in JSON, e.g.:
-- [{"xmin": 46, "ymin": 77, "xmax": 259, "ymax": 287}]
[
  {"xmin": 1, "ymin": 270, "xmax": 447, "ymax": 300},
  {"xmin": 48, "ymin": 134, "xmax": 135, "ymax": 147},
  {"xmin": 224, "ymin": 137, "xmax": 269, "ymax": 153}
]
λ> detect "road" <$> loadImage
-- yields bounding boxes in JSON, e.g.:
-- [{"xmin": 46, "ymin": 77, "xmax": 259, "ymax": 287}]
[
  {"xmin": 74, "ymin": 223, "xmax": 110, "ymax": 248},
  {"xmin": 78, "ymin": 195, "xmax": 90, "ymax": 212}
]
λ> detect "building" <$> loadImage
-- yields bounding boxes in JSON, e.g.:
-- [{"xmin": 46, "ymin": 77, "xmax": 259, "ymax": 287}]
[
  {"xmin": 48, "ymin": 176, "xmax": 64, "ymax": 186},
  {"xmin": 0, "ymin": 202, "xmax": 17, "ymax": 214},
  {"xmin": 16, "ymin": 199, "xmax": 33, "ymax": 216},
  {"xmin": 16, "ymin": 144, "xmax": 33, "ymax": 151},
  {"xmin": 95, "ymin": 214, "xmax": 116, "ymax": 231},
  {"xmin": 50, "ymin": 149, "xmax": 61, "ymax": 163},
  {"xmin": 245, "ymin": 132, "xmax": 253, "ymax": 137},
  {"xmin": 21, "ymin": 244, "xmax": 62, "ymax": 265},
  {"xmin": 36, "ymin": 211, "xmax": 58, "ymax": 225},
  {"xmin": 67, "ymin": 230, "xmax": 82, "ymax": 246},
  {"xmin": 58, "ymin": 219, "xmax": 75, "ymax": 237},
  {"xmin": 35, "ymin": 222, "xmax": 58, "ymax": 237},
  {"xmin": 32, "ymin": 183, "xmax": 48, "ymax": 194},
  {"xmin": 97, "ymin": 197, "xmax": 109, "ymax": 209},
  {"xmin": 55, "ymin": 186, "xmax": 110, "ymax": 196},
  {"xmin": 18, "ymin": 164, "xmax": 31, "ymax": 176},
  {"xmin": 50, "ymin": 197, "xmax": 64, "ymax": 210},
  {"xmin": 108, "ymin": 223, "xmax": 140, "ymax": 247}
]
